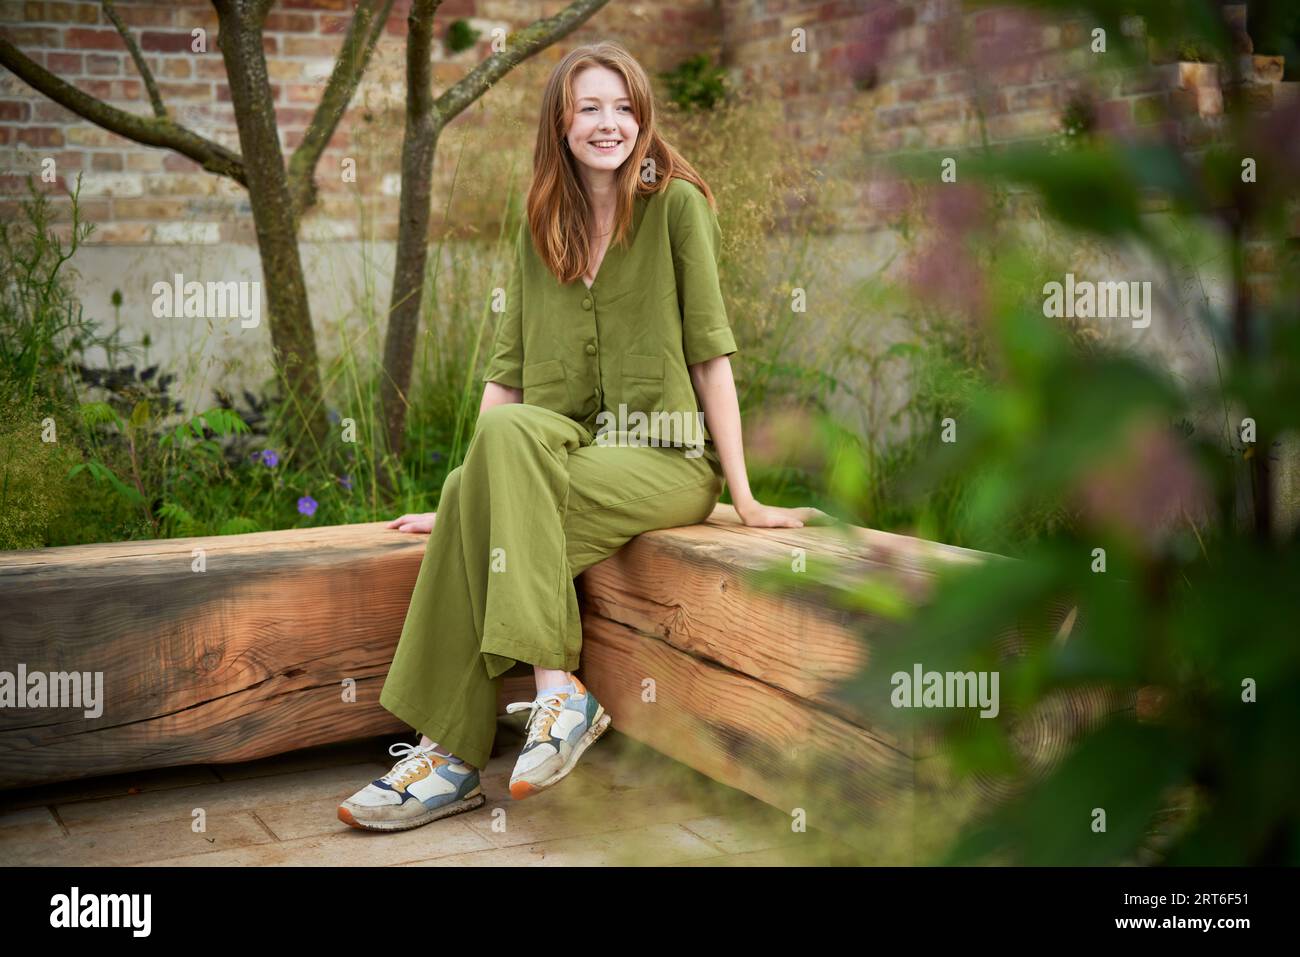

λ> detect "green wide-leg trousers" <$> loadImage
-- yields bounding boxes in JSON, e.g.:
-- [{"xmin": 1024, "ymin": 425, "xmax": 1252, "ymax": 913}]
[{"xmin": 378, "ymin": 402, "xmax": 724, "ymax": 769}]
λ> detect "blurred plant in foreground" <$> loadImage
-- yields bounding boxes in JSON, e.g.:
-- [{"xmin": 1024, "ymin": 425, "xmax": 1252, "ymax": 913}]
[{"xmin": 752, "ymin": 0, "xmax": 1300, "ymax": 864}]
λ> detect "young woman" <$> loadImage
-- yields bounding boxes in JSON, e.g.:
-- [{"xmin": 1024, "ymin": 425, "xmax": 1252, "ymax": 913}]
[{"xmin": 339, "ymin": 41, "xmax": 824, "ymax": 832}]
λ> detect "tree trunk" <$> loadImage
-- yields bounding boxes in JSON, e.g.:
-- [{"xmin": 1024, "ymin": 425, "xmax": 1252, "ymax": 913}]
[
  {"xmin": 215, "ymin": 0, "xmax": 328, "ymax": 467},
  {"xmin": 378, "ymin": 0, "xmax": 441, "ymax": 496},
  {"xmin": 377, "ymin": 0, "xmax": 614, "ymax": 496}
]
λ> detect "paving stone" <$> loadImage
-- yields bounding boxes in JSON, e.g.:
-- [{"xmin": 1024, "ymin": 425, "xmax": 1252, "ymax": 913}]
[
  {"xmin": 0, "ymin": 805, "xmax": 62, "ymax": 842},
  {"xmin": 398, "ymin": 822, "xmax": 720, "ymax": 867},
  {"xmin": 143, "ymin": 815, "xmax": 492, "ymax": 866},
  {"xmin": 459, "ymin": 782, "xmax": 716, "ymax": 850},
  {"xmin": 0, "ymin": 763, "xmax": 221, "ymax": 814},
  {"xmin": 211, "ymin": 735, "xmax": 393, "ymax": 782},
  {"xmin": 677, "ymin": 810, "xmax": 806, "ymax": 855},
  {"xmin": 55, "ymin": 762, "xmax": 389, "ymax": 830},
  {"xmin": 2, "ymin": 810, "xmax": 272, "ymax": 866}
]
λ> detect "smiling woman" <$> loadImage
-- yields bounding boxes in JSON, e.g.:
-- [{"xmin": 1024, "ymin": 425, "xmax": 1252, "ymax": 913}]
[{"xmin": 342, "ymin": 40, "xmax": 827, "ymax": 836}]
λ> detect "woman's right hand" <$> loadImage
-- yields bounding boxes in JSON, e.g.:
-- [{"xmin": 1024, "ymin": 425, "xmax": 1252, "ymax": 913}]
[{"xmin": 385, "ymin": 512, "xmax": 436, "ymax": 534}]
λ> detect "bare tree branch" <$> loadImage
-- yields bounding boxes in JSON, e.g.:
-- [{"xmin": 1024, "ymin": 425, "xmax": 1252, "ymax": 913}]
[
  {"xmin": 288, "ymin": 0, "xmax": 395, "ymax": 216},
  {"xmin": 376, "ymin": 0, "xmax": 612, "ymax": 479},
  {"xmin": 101, "ymin": 0, "xmax": 166, "ymax": 119},
  {"xmin": 432, "ymin": 0, "xmax": 613, "ymax": 129},
  {"xmin": 0, "ymin": 35, "xmax": 246, "ymax": 185},
  {"xmin": 212, "ymin": 0, "xmax": 329, "ymax": 461}
]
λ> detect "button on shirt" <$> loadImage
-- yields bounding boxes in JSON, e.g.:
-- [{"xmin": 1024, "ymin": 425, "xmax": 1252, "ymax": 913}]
[{"xmin": 481, "ymin": 177, "xmax": 738, "ymax": 449}]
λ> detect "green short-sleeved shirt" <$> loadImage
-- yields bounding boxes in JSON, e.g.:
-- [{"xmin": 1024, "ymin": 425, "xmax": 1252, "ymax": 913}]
[{"xmin": 481, "ymin": 176, "xmax": 737, "ymax": 449}]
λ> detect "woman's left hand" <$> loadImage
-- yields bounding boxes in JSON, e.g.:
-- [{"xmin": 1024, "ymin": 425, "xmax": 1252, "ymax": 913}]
[{"xmin": 735, "ymin": 499, "xmax": 835, "ymax": 528}]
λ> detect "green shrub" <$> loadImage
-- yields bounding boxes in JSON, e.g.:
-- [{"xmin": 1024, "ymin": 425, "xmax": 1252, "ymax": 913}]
[{"xmin": 659, "ymin": 54, "xmax": 729, "ymax": 112}]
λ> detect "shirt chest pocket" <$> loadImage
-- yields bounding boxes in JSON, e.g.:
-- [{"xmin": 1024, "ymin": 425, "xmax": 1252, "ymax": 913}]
[
  {"xmin": 522, "ymin": 359, "xmax": 572, "ymax": 414},
  {"xmin": 621, "ymin": 353, "xmax": 665, "ymax": 416}
]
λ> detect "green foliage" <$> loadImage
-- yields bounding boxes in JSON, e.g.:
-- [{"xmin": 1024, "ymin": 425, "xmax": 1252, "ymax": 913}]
[
  {"xmin": 0, "ymin": 176, "xmax": 95, "ymax": 414},
  {"xmin": 445, "ymin": 18, "xmax": 481, "ymax": 54},
  {"xmin": 0, "ymin": 393, "xmax": 81, "ymax": 550},
  {"xmin": 759, "ymin": 0, "xmax": 1300, "ymax": 862},
  {"xmin": 658, "ymin": 54, "xmax": 729, "ymax": 112}
]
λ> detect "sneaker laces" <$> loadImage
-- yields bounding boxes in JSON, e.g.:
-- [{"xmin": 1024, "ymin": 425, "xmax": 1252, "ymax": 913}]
[
  {"xmin": 381, "ymin": 742, "xmax": 450, "ymax": 789},
  {"xmin": 506, "ymin": 691, "xmax": 568, "ymax": 745}
]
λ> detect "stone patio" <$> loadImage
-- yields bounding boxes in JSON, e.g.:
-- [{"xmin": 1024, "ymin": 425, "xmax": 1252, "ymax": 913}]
[{"xmin": 0, "ymin": 715, "xmax": 856, "ymax": 867}]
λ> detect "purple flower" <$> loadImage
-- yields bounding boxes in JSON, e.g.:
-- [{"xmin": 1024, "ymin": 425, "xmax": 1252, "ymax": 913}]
[
  {"xmin": 297, "ymin": 495, "xmax": 318, "ymax": 516},
  {"xmin": 337, "ymin": 475, "xmax": 353, "ymax": 491},
  {"xmin": 260, "ymin": 449, "xmax": 279, "ymax": 468},
  {"xmin": 430, "ymin": 450, "xmax": 444, "ymax": 463},
  {"xmin": 327, "ymin": 409, "xmax": 341, "ymax": 425}
]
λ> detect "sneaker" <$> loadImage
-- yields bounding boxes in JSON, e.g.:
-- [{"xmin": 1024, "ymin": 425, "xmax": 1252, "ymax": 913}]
[
  {"xmin": 505, "ymin": 674, "xmax": 612, "ymax": 800},
  {"xmin": 337, "ymin": 741, "xmax": 485, "ymax": 832}
]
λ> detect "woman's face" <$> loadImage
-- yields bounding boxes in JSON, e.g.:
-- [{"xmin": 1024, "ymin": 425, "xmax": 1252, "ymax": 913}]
[{"xmin": 564, "ymin": 65, "xmax": 638, "ymax": 179}]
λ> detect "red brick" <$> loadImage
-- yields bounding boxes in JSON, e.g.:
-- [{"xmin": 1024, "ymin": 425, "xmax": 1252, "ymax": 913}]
[
  {"xmin": 284, "ymin": 0, "xmax": 349, "ymax": 8},
  {"xmin": 140, "ymin": 30, "xmax": 194, "ymax": 53},
  {"xmin": 162, "ymin": 153, "xmax": 202, "ymax": 173},
  {"xmin": 283, "ymin": 35, "xmax": 339, "ymax": 57},
  {"xmin": 917, "ymin": 97, "xmax": 961, "ymax": 124},
  {"xmin": 939, "ymin": 71, "xmax": 968, "ymax": 95},
  {"xmin": 160, "ymin": 57, "xmax": 192, "ymax": 78},
  {"xmin": 877, "ymin": 105, "xmax": 917, "ymax": 130},
  {"xmin": 157, "ymin": 81, "xmax": 211, "ymax": 100},
  {"xmin": 53, "ymin": 150, "xmax": 84, "ymax": 170},
  {"xmin": 0, "ymin": 100, "xmax": 30, "ymax": 121},
  {"xmin": 0, "ymin": 175, "xmax": 32, "ymax": 195},
  {"xmin": 195, "ymin": 58, "xmax": 228, "ymax": 79},
  {"xmin": 284, "ymin": 83, "xmax": 319, "ymax": 103},
  {"xmin": 125, "ymin": 152, "xmax": 163, "ymax": 171},
  {"xmin": 264, "ymin": 12, "xmax": 315, "ymax": 32},
  {"xmin": 385, "ymin": 11, "xmax": 407, "ymax": 36},
  {"xmin": 87, "ymin": 52, "xmax": 122, "ymax": 75},
  {"xmin": 274, "ymin": 106, "xmax": 315, "ymax": 127},
  {"xmin": 32, "ymin": 100, "xmax": 75, "ymax": 122},
  {"xmin": 65, "ymin": 27, "xmax": 122, "ymax": 50},
  {"xmin": 111, "ymin": 197, "xmax": 188, "ymax": 219},
  {"xmin": 267, "ymin": 59, "xmax": 304, "ymax": 81},
  {"xmin": 216, "ymin": 82, "xmax": 281, "ymax": 102},
  {"xmin": 15, "ymin": 126, "xmax": 64, "ymax": 147},
  {"xmin": 898, "ymin": 77, "xmax": 936, "ymax": 102},
  {"xmin": 88, "ymin": 222, "xmax": 153, "ymax": 243},
  {"xmin": 1097, "ymin": 98, "xmax": 1133, "ymax": 131},
  {"xmin": 1008, "ymin": 83, "xmax": 1057, "ymax": 111},
  {"xmin": 46, "ymin": 51, "xmax": 83, "ymax": 73},
  {"xmin": 91, "ymin": 152, "xmax": 124, "ymax": 171},
  {"xmin": 43, "ymin": 1, "xmax": 99, "ymax": 24},
  {"xmin": 112, "ymin": 5, "xmax": 175, "ymax": 27}
]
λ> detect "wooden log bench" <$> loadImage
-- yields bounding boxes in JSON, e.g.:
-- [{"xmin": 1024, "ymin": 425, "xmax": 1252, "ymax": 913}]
[{"xmin": 0, "ymin": 505, "xmax": 1129, "ymax": 857}]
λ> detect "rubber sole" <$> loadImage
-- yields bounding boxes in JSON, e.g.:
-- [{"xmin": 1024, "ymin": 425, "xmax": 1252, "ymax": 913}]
[
  {"xmin": 338, "ymin": 787, "xmax": 486, "ymax": 832},
  {"xmin": 509, "ymin": 707, "xmax": 612, "ymax": 800}
]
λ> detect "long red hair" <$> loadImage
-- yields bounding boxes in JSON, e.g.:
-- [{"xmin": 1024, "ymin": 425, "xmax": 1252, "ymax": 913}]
[{"xmin": 526, "ymin": 41, "xmax": 715, "ymax": 285}]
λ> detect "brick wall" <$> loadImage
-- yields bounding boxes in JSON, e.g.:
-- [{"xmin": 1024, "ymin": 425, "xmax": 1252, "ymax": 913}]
[
  {"xmin": 0, "ymin": 0, "xmax": 719, "ymax": 244},
  {"xmin": 3, "ymin": 1, "xmax": 1294, "ymax": 246},
  {"xmin": 717, "ymin": 1, "xmax": 1296, "ymax": 233}
]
